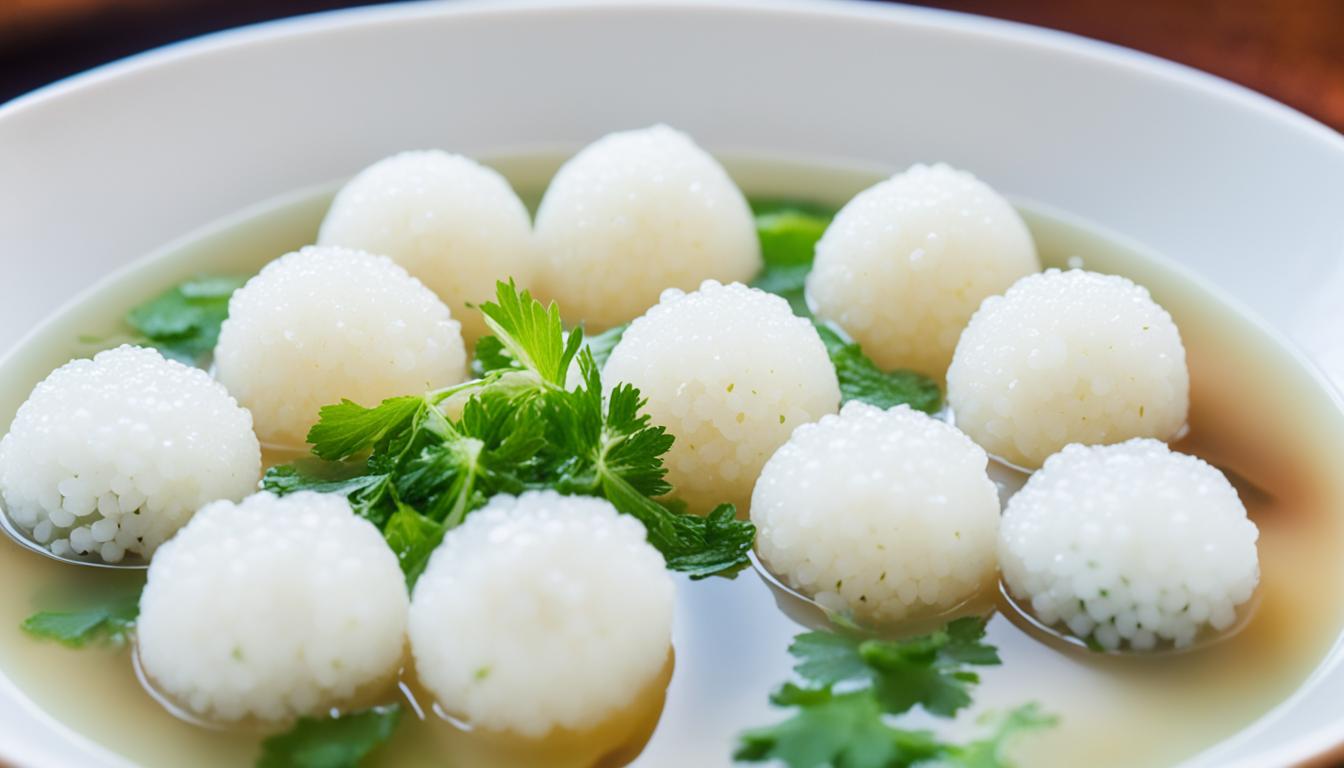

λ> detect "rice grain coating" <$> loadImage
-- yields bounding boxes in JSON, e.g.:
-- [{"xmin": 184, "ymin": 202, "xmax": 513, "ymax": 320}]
[
  {"xmin": 137, "ymin": 491, "xmax": 408, "ymax": 722},
  {"xmin": 318, "ymin": 150, "xmax": 537, "ymax": 343},
  {"xmin": 214, "ymin": 246, "xmax": 468, "ymax": 447},
  {"xmin": 409, "ymin": 491, "xmax": 673, "ymax": 737},
  {"xmin": 534, "ymin": 124, "xmax": 761, "ymax": 329},
  {"xmin": 752, "ymin": 402, "xmax": 1000, "ymax": 625},
  {"xmin": 807, "ymin": 163, "xmax": 1039, "ymax": 379},
  {"xmin": 947, "ymin": 268, "xmax": 1189, "ymax": 469},
  {"xmin": 602, "ymin": 280, "xmax": 840, "ymax": 514},
  {"xmin": 999, "ymin": 439, "xmax": 1259, "ymax": 650},
  {"xmin": 0, "ymin": 345, "xmax": 259, "ymax": 562}
]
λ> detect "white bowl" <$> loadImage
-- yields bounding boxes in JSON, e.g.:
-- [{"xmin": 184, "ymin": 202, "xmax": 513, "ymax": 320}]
[{"xmin": 1, "ymin": 1, "xmax": 1342, "ymax": 766}]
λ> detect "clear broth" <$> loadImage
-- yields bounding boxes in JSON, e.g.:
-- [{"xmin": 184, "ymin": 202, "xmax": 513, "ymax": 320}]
[{"xmin": 0, "ymin": 155, "xmax": 1342, "ymax": 768}]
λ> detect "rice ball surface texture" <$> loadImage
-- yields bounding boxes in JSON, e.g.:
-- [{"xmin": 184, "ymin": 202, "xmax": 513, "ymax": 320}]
[
  {"xmin": 534, "ymin": 124, "xmax": 761, "ymax": 329},
  {"xmin": 409, "ymin": 491, "xmax": 673, "ymax": 737},
  {"xmin": 1000, "ymin": 439, "xmax": 1259, "ymax": 651},
  {"xmin": 318, "ymin": 150, "xmax": 536, "ymax": 344},
  {"xmin": 0, "ymin": 345, "xmax": 259, "ymax": 562},
  {"xmin": 214, "ymin": 246, "xmax": 468, "ymax": 447},
  {"xmin": 753, "ymin": 401, "xmax": 1000, "ymax": 625},
  {"xmin": 806, "ymin": 163, "xmax": 1039, "ymax": 379},
  {"xmin": 137, "ymin": 491, "xmax": 408, "ymax": 722},
  {"xmin": 602, "ymin": 280, "xmax": 840, "ymax": 514},
  {"xmin": 947, "ymin": 268, "xmax": 1189, "ymax": 469}
]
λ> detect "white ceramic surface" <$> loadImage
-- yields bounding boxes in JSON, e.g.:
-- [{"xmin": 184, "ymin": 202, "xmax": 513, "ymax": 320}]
[{"xmin": 1, "ymin": 1, "xmax": 1343, "ymax": 766}]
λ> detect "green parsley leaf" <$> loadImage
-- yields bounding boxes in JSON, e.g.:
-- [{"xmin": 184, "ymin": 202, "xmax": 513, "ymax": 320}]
[
  {"xmin": 735, "ymin": 686, "xmax": 941, "ymax": 768},
  {"xmin": 262, "ymin": 463, "xmax": 396, "ymax": 527},
  {"xmin": 306, "ymin": 396, "xmax": 429, "ymax": 462},
  {"xmin": 479, "ymin": 280, "xmax": 582, "ymax": 388},
  {"xmin": 382, "ymin": 505, "xmax": 445, "ymax": 589},
  {"xmin": 749, "ymin": 202, "xmax": 835, "ymax": 318},
  {"xmin": 257, "ymin": 705, "xmax": 402, "ymax": 768},
  {"xmin": 814, "ymin": 324, "xmax": 942, "ymax": 414},
  {"xmin": 21, "ymin": 594, "xmax": 139, "ymax": 648},
  {"xmin": 125, "ymin": 276, "xmax": 247, "ymax": 364},
  {"xmin": 738, "ymin": 619, "xmax": 1052, "ymax": 768},
  {"xmin": 470, "ymin": 334, "xmax": 520, "ymax": 377}
]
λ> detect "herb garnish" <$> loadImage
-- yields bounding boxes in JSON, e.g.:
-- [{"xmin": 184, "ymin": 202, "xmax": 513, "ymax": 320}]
[
  {"xmin": 264, "ymin": 281, "xmax": 755, "ymax": 587},
  {"xmin": 736, "ymin": 617, "xmax": 1054, "ymax": 768},
  {"xmin": 125, "ymin": 276, "xmax": 247, "ymax": 365},
  {"xmin": 20, "ymin": 594, "xmax": 139, "ymax": 648},
  {"xmin": 257, "ymin": 706, "xmax": 402, "ymax": 768}
]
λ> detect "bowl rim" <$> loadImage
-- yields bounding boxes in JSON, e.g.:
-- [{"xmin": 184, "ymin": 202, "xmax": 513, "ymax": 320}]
[{"xmin": 2, "ymin": 1, "xmax": 1343, "ymax": 767}]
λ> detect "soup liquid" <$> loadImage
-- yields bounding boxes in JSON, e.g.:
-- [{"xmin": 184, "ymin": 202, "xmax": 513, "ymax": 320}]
[{"xmin": 0, "ymin": 156, "xmax": 1341, "ymax": 768}]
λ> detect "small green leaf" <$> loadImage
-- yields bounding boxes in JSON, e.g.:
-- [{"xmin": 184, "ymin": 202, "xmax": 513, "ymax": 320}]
[
  {"xmin": 21, "ymin": 595, "xmax": 139, "ymax": 648},
  {"xmin": 306, "ymin": 397, "xmax": 428, "ymax": 461},
  {"xmin": 382, "ymin": 505, "xmax": 445, "ymax": 589},
  {"xmin": 815, "ymin": 324, "xmax": 943, "ymax": 414},
  {"xmin": 125, "ymin": 276, "xmax": 247, "ymax": 364},
  {"xmin": 580, "ymin": 323, "xmax": 628, "ymax": 372},
  {"xmin": 257, "ymin": 705, "xmax": 402, "ymax": 768},
  {"xmin": 479, "ymin": 280, "xmax": 579, "ymax": 388},
  {"xmin": 749, "ymin": 202, "xmax": 835, "ymax": 318}
]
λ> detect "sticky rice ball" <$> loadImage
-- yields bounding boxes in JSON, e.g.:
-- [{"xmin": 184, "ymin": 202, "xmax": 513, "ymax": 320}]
[
  {"xmin": 753, "ymin": 402, "xmax": 1000, "ymax": 625},
  {"xmin": 1000, "ymin": 439, "xmax": 1259, "ymax": 651},
  {"xmin": 318, "ymin": 150, "xmax": 536, "ymax": 343},
  {"xmin": 534, "ymin": 125, "xmax": 761, "ymax": 329},
  {"xmin": 409, "ymin": 491, "xmax": 673, "ymax": 737},
  {"xmin": 215, "ymin": 246, "xmax": 468, "ymax": 447},
  {"xmin": 807, "ymin": 163, "xmax": 1039, "ymax": 379},
  {"xmin": 0, "ymin": 345, "xmax": 259, "ymax": 562},
  {"xmin": 947, "ymin": 269, "xmax": 1189, "ymax": 469},
  {"xmin": 137, "ymin": 491, "xmax": 408, "ymax": 722},
  {"xmin": 602, "ymin": 281, "xmax": 840, "ymax": 513}
]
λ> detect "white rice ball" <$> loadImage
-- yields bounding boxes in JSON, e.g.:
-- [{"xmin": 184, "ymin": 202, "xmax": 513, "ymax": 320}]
[
  {"xmin": 753, "ymin": 401, "xmax": 1000, "ymax": 625},
  {"xmin": 137, "ymin": 491, "xmax": 408, "ymax": 722},
  {"xmin": 807, "ymin": 163, "xmax": 1039, "ymax": 379},
  {"xmin": 215, "ymin": 246, "xmax": 468, "ymax": 447},
  {"xmin": 1000, "ymin": 439, "xmax": 1259, "ymax": 651},
  {"xmin": 409, "ymin": 491, "xmax": 673, "ymax": 737},
  {"xmin": 534, "ymin": 124, "xmax": 761, "ymax": 329},
  {"xmin": 318, "ymin": 150, "xmax": 536, "ymax": 344},
  {"xmin": 603, "ymin": 280, "xmax": 840, "ymax": 514},
  {"xmin": 0, "ymin": 345, "xmax": 259, "ymax": 562},
  {"xmin": 947, "ymin": 268, "xmax": 1189, "ymax": 469}
]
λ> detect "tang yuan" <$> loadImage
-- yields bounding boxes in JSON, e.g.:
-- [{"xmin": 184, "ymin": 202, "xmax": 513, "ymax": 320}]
[
  {"xmin": 603, "ymin": 280, "xmax": 840, "ymax": 513},
  {"xmin": 136, "ymin": 492, "xmax": 409, "ymax": 722},
  {"xmin": 807, "ymin": 163, "xmax": 1039, "ymax": 379},
  {"xmin": 534, "ymin": 125, "xmax": 760, "ymax": 329},
  {"xmin": 409, "ymin": 492, "xmax": 673, "ymax": 738},
  {"xmin": 0, "ymin": 345, "xmax": 259, "ymax": 562},
  {"xmin": 999, "ymin": 439, "xmax": 1259, "ymax": 651},
  {"xmin": 947, "ymin": 268, "xmax": 1189, "ymax": 469},
  {"xmin": 752, "ymin": 402, "xmax": 1000, "ymax": 625},
  {"xmin": 318, "ymin": 150, "xmax": 537, "ymax": 343},
  {"xmin": 214, "ymin": 246, "xmax": 468, "ymax": 447}
]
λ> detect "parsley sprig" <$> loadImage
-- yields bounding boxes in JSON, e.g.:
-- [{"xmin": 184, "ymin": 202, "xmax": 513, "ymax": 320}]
[
  {"xmin": 264, "ymin": 281, "xmax": 755, "ymax": 586},
  {"xmin": 736, "ymin": 617, "xmax": 1054, "ymax": 768}
]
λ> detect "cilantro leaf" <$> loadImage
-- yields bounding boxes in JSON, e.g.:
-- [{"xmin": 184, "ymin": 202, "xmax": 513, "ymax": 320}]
[
  {"xmin": 749, "ymin": 201, "xmax": 834, "ymax": 318},
  {"xmin": 479, "ymin": 280, "xmax": 582, "ymax": 388},
  {"xmin": 382, "ymin": 505, "xmax": 445, "ymax": 588},
  {"xmin": 126, "ymin": 276, "xmax": 246, "ymax": 364},
  {"xmin": 21, "ymin": 594, "xmax": 139, "ymax": 648},
  {"xmin": 738, "ymin": 619, "xmax": 1052, "ymax": 768},
  {"xmin": 262, "ymin": 464, "xmax": 396, "ymax": 527},
  {"xmin": 815, "ymin": 324, "xmax": 942, "ymax": 414},
  {"xmin": 471, "ymin": 334, "xmax": 520, "ymax": 377},
  {"xmin": 735, "ymin": 686, "xmax": 940, "ymax": 768},
  {"xmin": 662, "ymin": 503, "xmax": 755, "ymax": 579},
  {"xmin": 306, "ymin": 397, "xmax": 429, "ymax": 462},
  {"xmin": 257, "ymin": 705, "xmax": 402, "ymax": 768}
]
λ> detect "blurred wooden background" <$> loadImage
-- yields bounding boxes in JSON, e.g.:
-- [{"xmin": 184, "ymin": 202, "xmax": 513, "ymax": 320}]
[{"xmin": 1, "ymin": 0, "xmax": 1342, "ymax": 133}]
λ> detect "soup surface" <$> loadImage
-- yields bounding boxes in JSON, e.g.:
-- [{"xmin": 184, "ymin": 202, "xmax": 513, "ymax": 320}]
[{"xmin": 0, "ymin": 155, "xmax": 1342, "ymax": 768}]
